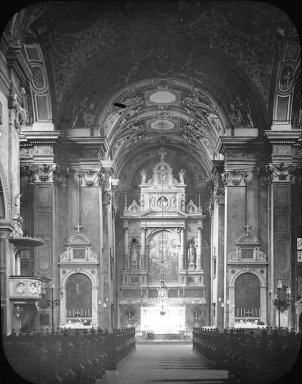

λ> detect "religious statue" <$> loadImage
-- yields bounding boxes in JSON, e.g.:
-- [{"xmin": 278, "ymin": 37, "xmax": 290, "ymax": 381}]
[
  {"xmin": 15, "ymin": 194, "xmax": 22, "ymax": 217},
  {"xmin": 158, "ymin": 165, "xmax": 167, "ymax": 182},
  {"xmin": 187, "ymin": 244, "xmax": 196, "ymax": 267},
  {"xmin": 179, "ymin": 169, "xmax": 185, "ymax": 183},
  {"xmin": 130, "ymin": 239, "xmax": 140, "ymax": 268},
  {"xmin": 140, "ymin": 169, "xmax": 147, "ymax": 183}
]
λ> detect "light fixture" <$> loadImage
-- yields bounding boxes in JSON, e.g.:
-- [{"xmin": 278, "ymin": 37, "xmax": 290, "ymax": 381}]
[{"xmin": 157, "ymin": 143, "xmax": 168, "ymax": 316}]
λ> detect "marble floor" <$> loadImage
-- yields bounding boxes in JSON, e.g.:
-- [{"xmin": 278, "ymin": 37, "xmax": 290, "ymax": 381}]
[{"xmin": 99, "ymin": 343, "xmax": 229, "ymax": 384}]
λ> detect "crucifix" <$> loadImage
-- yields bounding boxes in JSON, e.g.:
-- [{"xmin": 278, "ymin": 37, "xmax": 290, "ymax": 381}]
[
  {"xmin": 245, "ymin": 309, "xmax": 252, "ymax": 321},
  {"xmin": 243, "ymin": 223, "xmax": 253, "ymax": 234},
  {"xmin": 74, "ymin": 223, "xmax": 83, "ymax": 233}
]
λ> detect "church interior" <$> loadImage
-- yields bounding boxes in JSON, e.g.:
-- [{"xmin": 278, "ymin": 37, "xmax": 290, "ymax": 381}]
[{"xmin": 0, "ymin": 0, "xmax": 302, "ymax": 341}]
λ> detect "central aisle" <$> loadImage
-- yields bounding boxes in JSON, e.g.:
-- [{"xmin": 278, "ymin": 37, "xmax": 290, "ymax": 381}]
[{"xmin": 100, "ymin": 343, "xmax": 229, "ymax": 384}]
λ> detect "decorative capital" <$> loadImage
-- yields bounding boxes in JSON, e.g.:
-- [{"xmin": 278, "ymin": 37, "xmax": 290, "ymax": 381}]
[
  {"xmin": 53, "ymin": 166, "xmax": 70, "ymax": 186},
  {"xmin": 269, "ymin": 163, "xmax": 295, "ymax": 182},
  {"xmin": 20, "ymin": 164, "xmax": 57, "ymax": 182},
  {"xmin": 221, "ymin": 169, "xmax": 250, "ymax": 187},
  {"xmin": 256, "ymin": 165, "xmax": 272, "ymax": 186}
]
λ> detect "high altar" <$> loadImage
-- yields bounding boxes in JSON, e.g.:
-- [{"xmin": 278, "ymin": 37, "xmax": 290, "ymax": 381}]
[{"xmin": 120, "ymin": 151, "xmax": 206, "ymax": 332}]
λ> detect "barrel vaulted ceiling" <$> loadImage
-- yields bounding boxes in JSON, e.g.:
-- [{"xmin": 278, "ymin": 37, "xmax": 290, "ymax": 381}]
[{"xmin": 2, "ymin": 1, "xmax": 300, "ymax": 194}]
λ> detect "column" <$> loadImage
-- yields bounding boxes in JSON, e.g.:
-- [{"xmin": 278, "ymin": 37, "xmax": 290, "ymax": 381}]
[
  {"xmin": 140, "ymin": 227, "xmax": 146, "ymax": 270},
  {"xmin": 179, "ymin": 227, "xmax": 185, "ymax": 271},
  {"xmin": 123, "ymin": 221, "xmax": 129, "ymax": 269},
  {"xmin": 211, "ymin": 160, "xmax": 225, "ymax": 330},
  {"xmin": 197, "ymin": 221, "xmax": 203, "ymax": 269},
  {"xmin": 100, "ymin": 160, "xmax": 115, "ymax": 330},
  {"xmin": 16, "ymin": 251, "xmax": 21, "ymax": 275}
]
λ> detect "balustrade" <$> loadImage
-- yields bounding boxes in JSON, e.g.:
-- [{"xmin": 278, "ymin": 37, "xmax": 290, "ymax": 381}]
[
  {"xmin": 3, "ymin": 327, "xmax": 136, "ymax": 384},
  {"xmin": 193, "ymin": 327, "xmax": 301, "ymax": 384}
]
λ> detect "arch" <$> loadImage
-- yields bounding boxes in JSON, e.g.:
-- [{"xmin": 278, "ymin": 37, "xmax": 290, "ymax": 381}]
[
  {"xmin": 229, "ymin": 269, "xmax": 266, "ymax": 288},
  {"xmin": 65, "ymin": 272, "xmax": 92, "ymax": 318},
  {"xmin": 234, "ymin": 273, "xmax": 261, "ymax": 318},
  {"xmin": 61, "ymin": 268, "xmax": 97, "ymax": 288}
]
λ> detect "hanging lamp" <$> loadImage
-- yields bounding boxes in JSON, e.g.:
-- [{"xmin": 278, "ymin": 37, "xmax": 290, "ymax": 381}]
[{"xmin": 157, "ymin": 143, "xmax": 168, "ymax": 315}]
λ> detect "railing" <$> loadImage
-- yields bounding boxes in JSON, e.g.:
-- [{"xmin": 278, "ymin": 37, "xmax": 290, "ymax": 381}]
[
  {"xmin": 3, "ymin": 327, "xmax": 136, "ymax": 384},
  {"xmin": 193, "ymin": 327, "xmax": 301, "ymax": 384}
]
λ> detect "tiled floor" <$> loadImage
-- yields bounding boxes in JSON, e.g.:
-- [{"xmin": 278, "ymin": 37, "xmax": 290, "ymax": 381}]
[{"xmin": 99, "ymin": 343, "xmax": 229, "ymax": 384}]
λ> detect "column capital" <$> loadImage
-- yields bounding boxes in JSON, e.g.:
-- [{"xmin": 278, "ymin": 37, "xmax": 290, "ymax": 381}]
[
  {"xmin": 221, "ymin": 168, "xmax": 250, "ymax": 187},
  {"xmin": 20, "ymin": 163, "xmax": 57, "ymax": 182},
  {"xmin": 268, "ymin": 163, "xmax": 296, "ymax": 183}
]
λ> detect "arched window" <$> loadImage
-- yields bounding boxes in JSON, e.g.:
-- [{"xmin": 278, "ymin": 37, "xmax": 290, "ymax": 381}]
[
  {"xmin": 0, "ymin": 179, "xmax": 5, "ymax": 218},
  {"xmin": 235, "ymin": 273, "xmax": 260, "ymax": 318},
  {"xmin": 66, "ymin": 273, "xmax": 92, "ymax": 318}
]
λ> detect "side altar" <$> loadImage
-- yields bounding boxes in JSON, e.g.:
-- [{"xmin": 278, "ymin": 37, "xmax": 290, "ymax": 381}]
[{"xmin": 119, "ymin": 152, "xmax": 207, "ymax": 332}]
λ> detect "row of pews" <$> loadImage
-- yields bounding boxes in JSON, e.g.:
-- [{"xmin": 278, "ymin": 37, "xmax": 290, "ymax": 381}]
[
  {"xmin": 193, "ymin": 327, "xmax": 301, "ymax": 384},
  {"xmin": 3, "ymin": 327, "xmax": 136, "ymax": 384}
]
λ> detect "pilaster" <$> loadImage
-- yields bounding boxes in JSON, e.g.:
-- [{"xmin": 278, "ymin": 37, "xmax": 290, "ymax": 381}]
[{"xmin": 265, "ymin": 130, "xmax": 301, "ymax": 328}]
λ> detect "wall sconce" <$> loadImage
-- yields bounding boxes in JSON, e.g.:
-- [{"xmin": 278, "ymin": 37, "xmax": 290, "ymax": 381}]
[
  {"xmin": 218, "ymin": 297, "xmax": 221, "ymax": 302},
  {"xmin": 15, "ymin": 305, "xmax": 24, "ymax": 318},
  {"xmin": 221, "ymin": 303, "xmax": 225, "ymax": 308},
  {"xmin": 226, "ymin": 299, "xmax": 229, "ymax": 305},
  {"xmin": 98, "ymin": 300, "xmax": 102, "ymax": 305}
]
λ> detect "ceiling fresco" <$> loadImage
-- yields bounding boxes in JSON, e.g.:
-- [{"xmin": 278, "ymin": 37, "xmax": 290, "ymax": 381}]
[
  {"xmin": 21, "ymin": 1, "xmax": 293, "ymax": 113},
  {"xmin": 2, "ymin": 0, "xmax": 300, "ymax": 177}
]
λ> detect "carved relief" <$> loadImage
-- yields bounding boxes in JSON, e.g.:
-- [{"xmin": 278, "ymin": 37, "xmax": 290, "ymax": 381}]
[
  {"xmin": 127, "ymin": 200, "xmax": 140, "ymax": 214},
  {"xmin": 21, "ymin": 164, "xmax": 57, "ymax": 182},
  {"xmin": 257, "ymin": 165, "xmax": 272, "ymax": 186},
  {"xmin": 222, "ymin": 169, "xmax": 249, "ymax": 187},
  {"xmin": 8, "ymin": 87, "xmax": 29, "ymax": 132},
  {"xmin": 53, "ymin": 166, "xmax": 70, "ymax": 186},
  {"xmin": 269, "ymin": 163, "xmax": 295, "ymax": 182},
  {"xmin": 20, "ymin": 147, "xmax": 33, "ymax": 159},
  {"xmin": 78, "ymin": 169, "xmax": 102, "ymax": 187},
  {"xmin": 228, "ymin": 95, "xmax": 253, "ymax": 128},
  {"xmin": 279, "ymin": 64, "xmax": 294, "ymax": 92},
  {"xmin": 273, "ymin": 145, "xmax": 291, "ymax": 155},
  {"xmin": 59, "ymin": 232, "xmax": 98, "ymax": 264},
  {"xmin": 186, "ymin": 200, "xmax": 198, "ymax": 214}
]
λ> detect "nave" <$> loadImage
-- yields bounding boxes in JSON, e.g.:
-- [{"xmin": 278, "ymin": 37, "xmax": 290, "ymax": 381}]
[{"xmin": 99, "ymin": 343, "xmax": 229, "ymax": 384}]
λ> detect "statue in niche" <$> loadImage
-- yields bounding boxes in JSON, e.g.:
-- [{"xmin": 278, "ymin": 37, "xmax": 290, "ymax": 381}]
[
  {"xmin": 187, "ymin": 243, "xmax": 196, "ymax": 267},
  {"xmin": 150, "ymin": 195, "xmax": 156, "ymax": 208},
  {"xmin": 140, "ymin": 169, "xmax": 147, "ymax": 183},
  {"xmin": 158, "ymin": 165, "xmax": 167, "ymax": 182},
  {"xmin": 15, "ymin": 194, "xmax": 22, "ymax": 217},
  {"xmin": 130, "ymin": 239, "xmax": 140, "ymax": 269},
  {"xmin": 179, "ymin": 169, "xmax": 185, "ymax": 183},
  {"xmin": 158, "ymin": 196, "xmax": 169, "ymax": 210}
]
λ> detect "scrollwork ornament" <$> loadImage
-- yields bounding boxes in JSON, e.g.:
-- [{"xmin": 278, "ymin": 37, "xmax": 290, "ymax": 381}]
[{"xmin": 269, "ymin": 163, "xmax": 295, "ymax": 182}]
